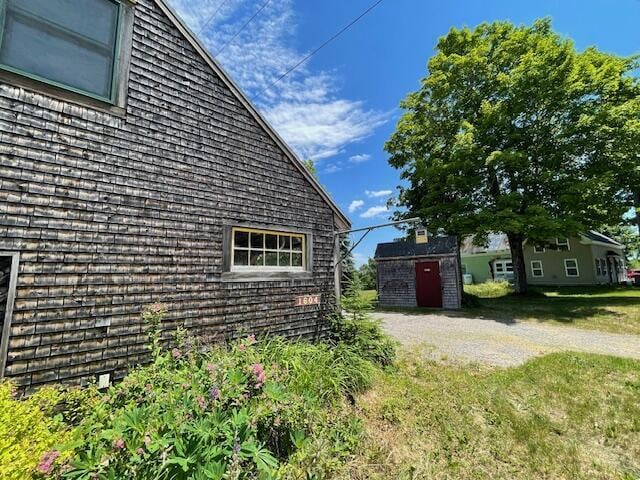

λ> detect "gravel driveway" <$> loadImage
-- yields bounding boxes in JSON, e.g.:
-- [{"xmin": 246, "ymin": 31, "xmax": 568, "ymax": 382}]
[{"xmin": 374, "ymin": 311, "xmax": 640, "ymax": 366}]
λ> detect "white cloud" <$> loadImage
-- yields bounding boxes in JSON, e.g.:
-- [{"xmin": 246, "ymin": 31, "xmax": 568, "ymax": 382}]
[
  {"xmin": 360, "ymin": 205, "xmax": 389, "ymax": 219},
  {"xmin": 322, "ymin": 163, "xmax": 343, "ymax": 174},
  {"xmin": 168, "ymin": 0, "xmax": 388, "ymax": 162},
  {"xmin": 365, "ymin": 189, "xmax": 393, "ymax": 198},
  {"xmin": 348, "ymin": 199, "xmax": 365, "ymax": 213},
  {"xmin": 349, "ymin": 153, "xmax": 371, "ymax": 163},
  {"xmin": 266, "ymin": 100, "xmax": 387, "ymax": 160}
]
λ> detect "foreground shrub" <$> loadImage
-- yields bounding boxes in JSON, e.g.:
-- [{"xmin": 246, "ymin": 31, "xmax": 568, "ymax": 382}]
[
  {"xmin": 332, "ymin": 276, "xmax": 397, "ymax": 367},
  {"xmin": 0, "ymin": 382, "xmax": 71, "ymax": 479},
  {"xmin": 57, "ymin": 330, "xmax": 374, "ymax": 479}
]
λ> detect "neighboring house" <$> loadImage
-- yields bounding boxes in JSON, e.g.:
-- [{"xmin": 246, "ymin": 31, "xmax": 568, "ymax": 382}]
[
  {"xmin": 375, "ymin": 231, "xmax": 462, "ymax": 310},
  {"xmin": 0, "ymin": 0, "xmax": 350, "ymax": 391},
  {"xmin": 460, "ymin": 234, "xmax": 512, "ymax": 283},
  {"xmin": 461, "ymin": 232, "xmax": 626, "ymax": 286}
]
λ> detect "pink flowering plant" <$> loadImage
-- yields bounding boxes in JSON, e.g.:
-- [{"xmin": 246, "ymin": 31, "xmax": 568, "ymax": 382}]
[{"xmin": 6, "ymin": 303, "xmax": 381, "ymax": 479}]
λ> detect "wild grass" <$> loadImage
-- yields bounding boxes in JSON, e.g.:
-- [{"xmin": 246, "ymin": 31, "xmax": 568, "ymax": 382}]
[
  {"xmin": 349, "ymin": 351, "xmax": 640, "ymax": 479},
  {"xmin": 465, "ymin": 284, "xmax": 640, "ymax": 335},
  {"xmin": 358, "ymin": 289, "xmax": 378, "ymax": 308},
  {"xmin": 464, "ymin": 279, "xmax": 513, "ymax": 298}
]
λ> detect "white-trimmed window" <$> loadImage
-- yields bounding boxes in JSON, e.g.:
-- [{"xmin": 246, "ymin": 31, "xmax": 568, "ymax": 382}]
[
  {"xmin": 533, "ymin": 244, "xmax": 545, "ymax": 253},
  {"xmin": 564, "ymin": 258, "xmax": 579, "ymax": 277},
  {"xmin": 556, "ymin": 238, "xmax": 570, "ymax": 251},
  {"xmin": 232, "ymin": 227, "xmax": 305, "ymax": 271},
  {"xmin": 600, "ymin": 258, "xmax": 608, "ymax": 276},
  {"xmin": 461, "ymin": 263, "xmax": 468, "ymax": 275},
  {"xmin": 0, "ymin": 0, "xmax": 129, "ymax": 104},
  {"xmin": 595, "ymin": 259, "xmax": 602, "ymax": 276},
  {"xmin": 531, "ymin": 260, "xmax": 544, "ymax": 278},
  {"xmin": 493, "ymin": 260, "xmax": 514, "ymax": 280}
]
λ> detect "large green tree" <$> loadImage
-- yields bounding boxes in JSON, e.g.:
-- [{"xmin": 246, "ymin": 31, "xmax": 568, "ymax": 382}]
[{"xmin": 386, "ymin": 18, "xmax": 639, "ymax": 293}]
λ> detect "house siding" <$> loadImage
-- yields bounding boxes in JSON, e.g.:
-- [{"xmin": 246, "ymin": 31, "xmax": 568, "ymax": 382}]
[
  {"xmin": 377, "ymin": 255, "xmax": 461, "ymax": 310},
  {"xmin": 524, "ymin": 238, "xmax": 596, "ymax": 285},
  {"xmin": 0, "ymin": 0, "xmax": 339, "ymax": 390},
  {"xmin": 461, "ymin": 252, "xmax": 511, "ymax": 284}
]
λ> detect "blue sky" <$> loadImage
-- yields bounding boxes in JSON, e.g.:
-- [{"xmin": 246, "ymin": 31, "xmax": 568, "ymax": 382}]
[{"xmin": 168, "ymin": 0, "xmax": 640, "ymax": 266}]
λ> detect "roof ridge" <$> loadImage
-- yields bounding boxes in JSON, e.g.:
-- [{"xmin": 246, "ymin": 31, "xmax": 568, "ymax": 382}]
[{"xmin": 152, "ymin": 0, "xmax": 350, "ymax": 229}]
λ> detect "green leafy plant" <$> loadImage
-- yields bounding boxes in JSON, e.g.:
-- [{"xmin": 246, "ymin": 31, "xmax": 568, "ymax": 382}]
[
  {"xmin": 332, "ymin": 275, "xmax": 397, "ymax": 367},
  {"xmin": 55, "ymin": 307, "xmax": 377, "ymax": 479},
  {"xmin": 0, "ymin": 382, "xmax": 72, "ymax": 479}
]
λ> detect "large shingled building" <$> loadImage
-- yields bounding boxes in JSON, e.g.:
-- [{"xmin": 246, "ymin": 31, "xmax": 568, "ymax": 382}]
[{"xmin": 0, "ymin": 0, "xmax": 349, "ymax": 391}]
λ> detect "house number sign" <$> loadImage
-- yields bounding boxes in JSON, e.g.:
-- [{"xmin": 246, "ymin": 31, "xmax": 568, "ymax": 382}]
[{"xmin": 295, "ymin": 294, "xmax": 321, "ymax": 307}]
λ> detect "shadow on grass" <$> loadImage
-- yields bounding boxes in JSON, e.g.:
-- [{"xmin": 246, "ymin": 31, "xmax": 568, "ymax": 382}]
[{"xmin": 375, "ymin": 286, "xmax": 640, "ymax": 329}]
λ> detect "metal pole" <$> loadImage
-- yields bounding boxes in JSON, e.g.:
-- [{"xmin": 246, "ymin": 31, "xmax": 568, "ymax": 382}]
[{"xmin": 335, "ymin": 217, "xmax": 421, "ymax": 236}]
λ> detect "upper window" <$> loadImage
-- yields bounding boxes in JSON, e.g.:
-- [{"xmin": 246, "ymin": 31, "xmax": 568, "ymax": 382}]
[
  {"xmin": 556, "ymin": 238, "xmax": 570, "ymax": 251},
  {"xmin": 533, "ymin": 244, "xmax": 545, "ymax": 253},
  {"xmin": 0, "ymin": 0, "xmax": 121, "ymax": 101},
  {"xmin": 564, "ymin": 259, "xmax": 579, "ymax": 277},
  {"xmin": 232, "ymin": 227, "xmax": 305, "ymax": 271}
]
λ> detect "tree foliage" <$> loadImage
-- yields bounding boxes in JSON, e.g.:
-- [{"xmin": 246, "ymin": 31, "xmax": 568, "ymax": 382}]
[
  {"xmin": 385, "ymin": 18, "xmax": 640, "ymax": 293},
  {"xmin": 357, "ymin": 258, "xmax": 377, "ymax": 290},
  {"xmin": 302, "ymin": 158, "xmax": 318, "ymax": 179},
  {"xmin": 340, "ymin": 237, "xmax": 356, "ymax": 294},
  {"xmin": 600, "ymin": 224, "xmax": 640, "ymax": 264}
]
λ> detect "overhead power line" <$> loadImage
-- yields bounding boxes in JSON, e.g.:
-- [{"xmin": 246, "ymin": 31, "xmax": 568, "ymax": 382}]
[
  {"xmin": 259, "ymin": 0, "xmax": 385, "ymax": 97},
  {"xmin": 215, "ymin": 0, "xmax": 271, "ymax": 56},
  {"xmin": 196, "ymin": 0, "xmax": 231, "ymax": 36}
]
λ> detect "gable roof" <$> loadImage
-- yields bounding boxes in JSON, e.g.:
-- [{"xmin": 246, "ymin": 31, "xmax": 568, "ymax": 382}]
[
  {"xmin": 153, "ymin": 0, "xmax": 350, "ymax": 230},
  {"xmin": 460, "ymin": 233, "xmax": 510, "ymax": 255},
  {"xmin": 375, "ymin": 236, "xmax": 458, "ymax": 259},
  {"xmin": 460, "ymin": 230, "xmax": 623, "ymax": 255},
  {"xmin": 581, "ymin": 230, "xmax": 623, "ymax": 247}
]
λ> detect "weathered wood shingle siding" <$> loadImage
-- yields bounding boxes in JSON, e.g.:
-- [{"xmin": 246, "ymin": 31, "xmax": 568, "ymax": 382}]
[
  {"xmin": 0, "ymin": 0, "xmax": 339, "ymax": 390},
  {"xmin": 377, "ymin": 259, "xmax": 417, "ymax": 308},
  {"xmin": 376, "ymin": 255, "xmax": 462, "ymax": 310}
]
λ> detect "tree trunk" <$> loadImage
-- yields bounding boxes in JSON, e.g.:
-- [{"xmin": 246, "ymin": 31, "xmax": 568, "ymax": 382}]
[
  {"xmin": 506, "ymin": 232, "xmax": 528, "ymax": 294},
  {"xmin": 634, "ymin": 190, "xmax": 640, "ymax": 229}
]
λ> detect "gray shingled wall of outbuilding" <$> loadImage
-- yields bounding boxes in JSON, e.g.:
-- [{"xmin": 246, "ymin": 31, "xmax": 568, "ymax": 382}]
[
  {"xmin": 376, "ymin": 255, "xmax": 461, "ymax": 310},
  {"xmin": 0, "ymin": 0, "xmax": 340, "ymax": 390}
]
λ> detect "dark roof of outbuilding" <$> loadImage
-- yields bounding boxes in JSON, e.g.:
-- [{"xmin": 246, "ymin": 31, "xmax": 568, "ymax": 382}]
[{"xmin": 375, "ymin": 236, "xmax": 458, "ymax": 259}]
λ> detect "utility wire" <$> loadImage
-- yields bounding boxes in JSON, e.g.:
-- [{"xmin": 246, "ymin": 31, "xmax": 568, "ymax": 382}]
[
  {"xmin": 215, "ymin": 0, "xmax": 271, "ymax": 56},
  {"xmin": 196, "ymin": 0, "xmax": 230, "ymax": 36},
  {"xmin": 259, "ymin": 0, "xmax": 385, "ymax": 97}
]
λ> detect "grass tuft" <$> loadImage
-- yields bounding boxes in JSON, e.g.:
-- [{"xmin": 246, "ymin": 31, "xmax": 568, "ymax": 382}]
[{"xmin": 350, "ymin": 351, "xmax": 640, "ymax": 479}]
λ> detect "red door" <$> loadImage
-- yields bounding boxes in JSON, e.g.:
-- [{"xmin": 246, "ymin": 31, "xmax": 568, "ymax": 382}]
[{"xmin": 415, "ymin": 261, "xmax": 442, "ymax": 308}]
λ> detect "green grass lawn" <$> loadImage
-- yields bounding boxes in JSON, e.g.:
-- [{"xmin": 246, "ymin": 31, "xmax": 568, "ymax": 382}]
[
  {"xmin": 360, "ymin": 289, "xmax": 378, "ymax": 307},
  {"xmin": 350, "ymin": 351, "xmax": 640, "ymax": 479},
  {"xmin": 465, "ymin": 283, "xmax": 640, "ymax": 335}
]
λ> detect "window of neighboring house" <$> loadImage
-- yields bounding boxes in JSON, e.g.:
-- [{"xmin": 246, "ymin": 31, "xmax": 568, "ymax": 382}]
[
  {"xmin": 0, "ymin": 0, "xmax": 123, "ymax": 102},
  {"xmin": 530, "ymin": 260, "xmax": 544, "ymax": 278},
  {"xmin": 556, "ymin": 238, "xmax": 570, "ymax": 251},
  {"xmin": 493, "ymin": 260, "xmax": 513, "ymax": 279},
  {"xmin": 533, "ymin": 244, "xmax": 545, "ymax": 253},
  {"xmin": 595, "ymin": 258, "xmax": 602, "ymax": 276},
  {"xmin": 232, "ymin": 227, "xmax": 305, "ymax": 271},
  {"xmin": 600, "ymin": 258, "xmax": 608, "ymax": 276},
  {"xmin": 461, "ymin": 263, "xmax": 468, "ymax": 275},
  {"xmin": 564, "ymin": 258, "xmax": 579, "ymax": 277}
]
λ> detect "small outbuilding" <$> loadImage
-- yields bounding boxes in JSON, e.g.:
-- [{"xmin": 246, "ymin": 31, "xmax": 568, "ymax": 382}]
[{"xmin": 375, "ymin": 232, "xmax": 462, "ymax": 309}]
